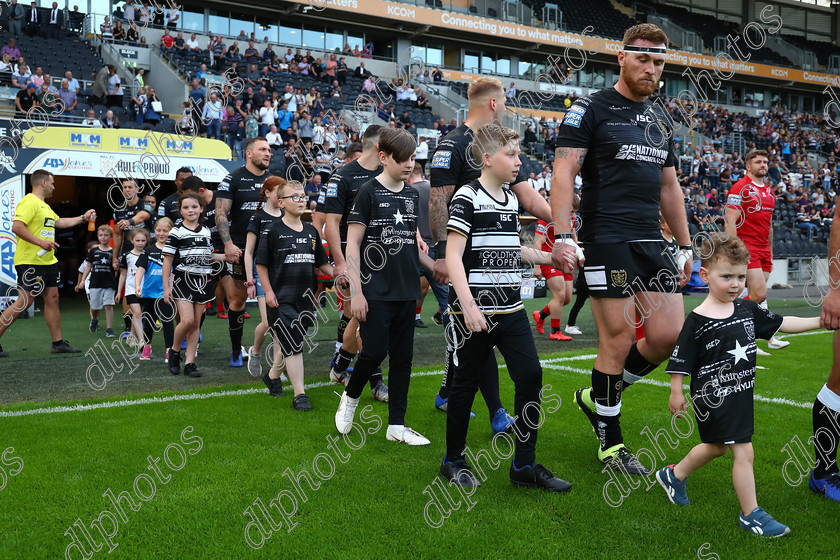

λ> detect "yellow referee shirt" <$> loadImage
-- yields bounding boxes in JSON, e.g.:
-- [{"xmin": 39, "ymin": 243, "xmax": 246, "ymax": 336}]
[{"xmin": 13, "ymin": 193, "xmax": 59, "ymax": 266}]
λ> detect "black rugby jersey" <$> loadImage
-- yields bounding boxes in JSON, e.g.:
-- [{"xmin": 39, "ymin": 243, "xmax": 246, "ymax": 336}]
[
  {"xmin": 113, "ymin": 198, "xmax": 154, "ymax": 252},
  {"xmin": 216, "ymin": 167, "xmax": 267, "ymax": 248},
  {"xmin": 86, "ymin": 247, "xmax": 117, "ymax": 289},
  {"xmin": 555, "ymin": 87, "xmax": 676, "ymax": 244},
  {"xmin": 447, "ymin": 179, "xmax": 522, "ymax": 315},
  {"xmin": 320, "ymin": 160, "xmax": 381, "ymax": 244},
  {"xmin": 157, "ymin": 192, "xmax": 181, "ymax": 222},
  {"xmin": 666, "ymin": 299, "xmax": 783, "ymax": 442},
  {"xmin": 255, "ymin": 220, "xmax": 327, "ymax": 309},
  {"xmin": 347, "ymin": 178, "xmax": 421, "ymax": 301},
  {"xmin": 246, "ymin": 207, "xmax": 284, "ymax": 255},
  {"xmin": 430, "ymin": 124, "xmax": 527, "ymax": 200}
]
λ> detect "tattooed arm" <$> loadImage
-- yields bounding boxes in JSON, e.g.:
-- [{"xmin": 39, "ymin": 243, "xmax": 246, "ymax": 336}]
[
  {"xmin": 429, "ymin": 184, "xmax": 455, "ymax": 284},
  {"xmin": 215, "ymin": 197, "xmax": 240, "ymax": 262},
  {"xmin": 550, "ymin": 147, "xmax": 587, "ymax": 272}
]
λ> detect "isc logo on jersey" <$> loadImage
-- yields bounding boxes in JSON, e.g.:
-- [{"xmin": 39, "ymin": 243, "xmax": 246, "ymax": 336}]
[{"xmin": 431, "ymin": 151, "xmax": 452, "ymax": 169}]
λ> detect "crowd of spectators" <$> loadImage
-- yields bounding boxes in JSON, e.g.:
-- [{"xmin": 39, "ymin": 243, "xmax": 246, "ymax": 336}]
[{"xmin": 174, "ymin": 43, "xmax": 439, "ymax": 170}]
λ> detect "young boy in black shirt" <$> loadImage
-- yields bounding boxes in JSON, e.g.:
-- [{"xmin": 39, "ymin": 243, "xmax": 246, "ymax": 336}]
[
  {"xmin": 77, "ymin": 225, "xmax": 118, "ymax": 338},
  {"xmin": 334, "ymin": 128, "xmax": 436, "ymax": 445},
  {"xmin": 440, "ymin": 124, "xmax": 571, "ymax": 492},
  {"xmin": 256, "ymin": 180, "xmax": 333, "ymax": 411},
  {"xmin": 658, "ymin": 233, "xmax": 821, "ymax": 537}
]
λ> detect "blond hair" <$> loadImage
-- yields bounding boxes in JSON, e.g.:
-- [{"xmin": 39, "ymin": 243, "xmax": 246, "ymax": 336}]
[
  {"xmin": 470, "ymin": 123, "xmax": 520, "ymax": 163},
  {"xmin": 467, "ymin": 76, "xmax": 504, "ymax": 107}
]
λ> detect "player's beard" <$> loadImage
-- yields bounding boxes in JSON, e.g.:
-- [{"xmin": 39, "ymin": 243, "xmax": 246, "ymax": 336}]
[
  {"xmin": 626, "ymin": 73, "xmax": 657, "ymax": 98},
  {"xmin": 251, "ymin": 158, "xmax": 269, "ymax": 171}
]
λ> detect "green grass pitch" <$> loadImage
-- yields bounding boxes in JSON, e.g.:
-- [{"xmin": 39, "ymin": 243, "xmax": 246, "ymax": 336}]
[{"xmin": 0, "ymin": 293, "xmax": 837, "ymax": 558}]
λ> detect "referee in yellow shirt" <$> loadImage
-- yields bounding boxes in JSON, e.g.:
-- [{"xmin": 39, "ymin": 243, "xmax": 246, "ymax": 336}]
[{"xmin": 0, "ymin": 169, "xmax": 95, "ymax": 358}]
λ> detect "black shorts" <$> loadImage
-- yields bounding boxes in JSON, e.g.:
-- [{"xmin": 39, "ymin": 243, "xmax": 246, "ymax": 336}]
[
  {"xmin": 171, "ymin": 272, "xmax": 216, "ymax": 305},
  {"xmin": 225, "ymin": 250, "xmax": 247, "ymax": 280},
  {"xmin": 125, "ymin": 294, "xmax": 142, "ymax": 305},
  {"xmin": 15, "ymin": 264, "xmax": 60, "ymax": 293},
  {"xmin": 582, "ymin": 241, "xmax": 679, "ymax": 298},
  {"xmin": 266, "ymin": 303, "xmax": 316, "ymax": 357}
]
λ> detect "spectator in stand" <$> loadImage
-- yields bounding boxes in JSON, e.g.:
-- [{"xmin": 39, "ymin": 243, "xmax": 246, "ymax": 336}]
[
  {"xmin": 399, "ymin": 110, "xmax": 413, "ymax": 130},
  {"xmin": 336, "ymin": 56, "xmax": 347, "ymax": 85},
  {"xmin": 258, "ymin": 99, "xmax": 277, "ymax": 138},
  {"xmin": 123, "ymin": 0, "xmax": 135, "ymax": 22},
  {"xmin": 172, "ymin": 31, "xmax": 186, "ymax": 51},
  {"xmin": 304, "ymin": 174, "xmax": 322, "ymax": 210},
  {"xmin": 103, "ymin": 109, "xmax": 119, "ymax": 128},
  {"xmin": 177, "ymin": 101, "xmax": 194, "ymax": 135},
  {"xmin": 186, "ymin": 33, "xmax": 199, "ymax": 51},
  {"xmin": 259, "ymin": 66, "xmax": 274, "ymax": 92},
  {"xmin": 209, "ymin": 35, "xmax": 226, "ymax": 70},
  {"xmin": 264, "ymin": 124, "xmax": 282, "ymax": 149},
  {"xmin": 416, "ymin": 91, "xmax": 430, "ymax": 110},
  {"xmin": 202, "ymin": 91, "xmax": 223, "ymax": 139},
  {"xmin": 91, "ymin": 64, "xmax": 110, "ymax": 105},
  {"xmin": 26, "ymin": 2, "xmax": 41, "ymax": 37},
  {"xmin": 223, "ymin": 104, "xmax": 245, "ymax": 159},
  {"xmin": 11, "ymin": 64, "xmax": 31, "ymax": 89},
  {"xmin": 244, "ymin": 41, "xmax": 259, "ymax": 64},
  {"xmin": 277, "ymin": 102, "xmax": 294, "ymax": 132},
  {"xmin": 236, "ymin": 29, "xmax": 248, "ymax": 41},
  {"xmin": 224, "ymin": 41, "xmax": 240, "ymax": 60},
  {"xmin": 7, "ymin": 0, "xmax": 23, "ymax": 37},
  {"xmin": 15, "ymin": 82, "xmax": 37, "ymax": 118},
  {"xmin": 126, "ymin": 20, "xmax": 139, "ymax": 42},
  {"xmin": 311, "ymin": 93, "xmax": 324, "ymax": 117},
  {"xmin": 99, "ymin": 14, "xmax": 113, "ymax": 40},
  {"xmin": 167, "ymin": 5, "xmax": 179, "ymax": 28},
  {"xmin": 145, "ymin": 87, "xmax": 161, "ymax": 125},
  {"xmin": 355, "ymin": 61, "xmax": 370, "ymax": 79},
  {"xmin": 30, "ymin": 66, "xmax": 45, "ymax": 88},
  {"xmin": 131, "ymin": 86, "xmax": 147, "ymax": 123},
  {"xmin": 362, "ymin": 75, "xmax": 376, "ymax": 93},
  {"xmin": 245, "ymin": 63, "xmax": 259, "ymax": 88},
  {"xmin": 329, "ymin": 81, "xmax": 342, "ymax": 98},
  {"xmin": 415, "ymin": 135, "xmax": 429, "ymax": 171},
  {"xmin": 107, "ymin": 65, "xmax": 123, "ymax": 108},
  {"xmin": 57, "ymin": 78, "xmax": 77, "ymax": 116},
  {"xmin": 45, "ymin": 1, "xmax": 63, "ymax": 38},
  {"xmin": 133, "ymin": 67, "xmax": 145, "ymax": 89},
  {"xmin": 138, "ymin": 1, "xmax": 150, "ymax": 25},
  {"xmin": 81, "ymin": 108, "xmax": 102, "ymax": 127},
  {"xmin": 298, "ymin": 111, "xmax": 314, "ymax": 144},
  {"xmin": 160, "ymin": 28, "xmax": 175, "ymax": 52},
  {"xmin": 112, "ymin": 20, "xmax": 126, "ymax": 41},
  {"xmin": 506, "ymin": 81, "xmax": 516, "ymax": 99},
  {"xmin": 196, "ymin": 63, "xmax": 210, "ymax": 82},
  {"xmin": 432, "ymin": 65, "xmax": 443, "ymax": 83},
  {"xmin": 263, "ymin": 43, "xmax": 276, "ymax": 62},
  {"xmin": 1, "ymin": 39, "xmax": 21, "ymax": 63}
]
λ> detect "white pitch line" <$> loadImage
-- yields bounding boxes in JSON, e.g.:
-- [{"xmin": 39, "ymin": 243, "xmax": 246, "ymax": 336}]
[
  {"xmin": 542, "ymin": 364, "xmax": 813, "ymax": 409},
  {"xmin": 773, "ymin": 330, "xmax": 832, "ymax": 339},
  {"xmin": 0, "ymin": 351, "xmax": 811, "ymax": 418}
]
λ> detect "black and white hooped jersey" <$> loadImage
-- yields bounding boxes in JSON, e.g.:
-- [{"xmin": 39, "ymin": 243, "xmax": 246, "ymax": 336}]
[
  {"xmin": 118, "ymin": 250, "xmax": 143, "ymax": 296},
  {"xmin": 216, "ymin": 167, "xmax": 267, "ymax": 248},
  {"xmin": 348, "ymin": 178, "xmax": 421, "ymax": 301},
  {"xmin": 162, "ymin": 223, "xmax": 216, "ymax": 276},
  {"xmin": 447, "ymin": 179, "xmax": 522, "ymax": 315},
  {"xmin": 555, "ymin": 87, "xmax": 676, "ymax": 244}
]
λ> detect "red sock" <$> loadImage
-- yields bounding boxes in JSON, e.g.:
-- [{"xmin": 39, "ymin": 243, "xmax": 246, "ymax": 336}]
[
  {"xmin": 217, "ymin": 302, "xmax": 225, "ymax": 313},
  {"xmin": 542, "ymin": 305, "xmax": 550, "ymax": 315},
  {"xmin": 550, "ymin": 319, "xmax": 561, "ymax": 330},
  {"xmin": 416, "ymin": 306, "xmax": 422, "ymax": 314}
]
